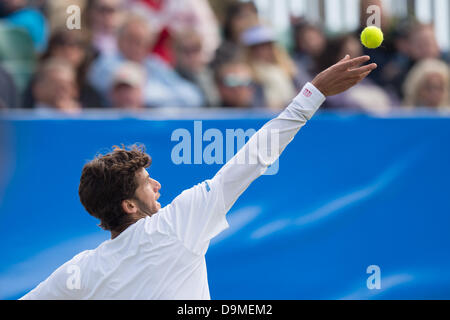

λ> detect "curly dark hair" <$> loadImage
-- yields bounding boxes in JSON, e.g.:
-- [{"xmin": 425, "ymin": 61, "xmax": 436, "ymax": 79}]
[{"xmin": 78, "ymin": 144, "xmax": 152, "ymax": 232}]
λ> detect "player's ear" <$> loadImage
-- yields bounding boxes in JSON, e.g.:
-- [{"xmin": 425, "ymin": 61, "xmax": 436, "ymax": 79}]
[{"xmin": 121, "ymin": 199, "xmax": 138, "ymax": 215}]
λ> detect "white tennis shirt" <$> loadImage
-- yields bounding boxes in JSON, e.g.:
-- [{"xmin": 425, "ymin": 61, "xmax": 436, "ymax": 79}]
[{"xmin": 21, "ymin": 83, "xmax": 325, "ymax": 300}]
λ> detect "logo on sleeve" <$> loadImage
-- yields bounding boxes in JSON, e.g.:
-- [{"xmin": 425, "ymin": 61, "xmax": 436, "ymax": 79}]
[
  {"xmin": 205, "ymin": 181, "xmax": 211, "ymax": 192},
  {"xmin": 303, "ymin": 88, "xmax": 312, "ymax": 98}
]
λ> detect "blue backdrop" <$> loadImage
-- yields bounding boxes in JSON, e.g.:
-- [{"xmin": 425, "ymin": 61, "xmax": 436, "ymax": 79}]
[{"xmin": 1, "ymin": 111, "xmax": 450, "ymax": 300}]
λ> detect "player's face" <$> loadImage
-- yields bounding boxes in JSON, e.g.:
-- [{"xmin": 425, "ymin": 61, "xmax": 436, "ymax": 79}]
[{"xmin": 134, "ymin": 168, "xmax": 162, "ymax": 216}]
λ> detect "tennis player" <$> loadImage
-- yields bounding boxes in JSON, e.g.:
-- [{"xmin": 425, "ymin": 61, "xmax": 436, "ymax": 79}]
[{"xmin": 21, "ymin": 55, "xmax": 376, "ymax": 299}]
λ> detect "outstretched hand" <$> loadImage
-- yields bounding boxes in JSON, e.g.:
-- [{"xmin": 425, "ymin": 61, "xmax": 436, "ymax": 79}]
[{"xmin": 311, "ymin": 55, "xmax": 377, "ymax": 97}]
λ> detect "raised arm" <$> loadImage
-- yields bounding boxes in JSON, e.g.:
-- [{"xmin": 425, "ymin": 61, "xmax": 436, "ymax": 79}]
[
  {"xmin": 213, "ymin": 55, "xmax": 377, "ymax": 212},
  {"xmin": 155, "ymin": 56, "xmax": 376, "ymax": 255}
]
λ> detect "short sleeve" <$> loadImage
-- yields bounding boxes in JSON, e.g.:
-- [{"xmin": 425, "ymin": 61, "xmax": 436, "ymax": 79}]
[{"xmin": 153, "ymin": 174, "xmax": 229, "ymax": 255}]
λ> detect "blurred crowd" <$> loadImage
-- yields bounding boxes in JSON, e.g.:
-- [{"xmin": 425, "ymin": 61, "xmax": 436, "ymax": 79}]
[{"xmin": 0, "ymin": 0, "xmax": 449, "ymax": 114}]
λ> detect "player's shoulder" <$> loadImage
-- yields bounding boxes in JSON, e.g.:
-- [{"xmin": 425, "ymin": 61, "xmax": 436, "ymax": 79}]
[
  {"xmin": 55, "ymin": 249, "xmax": 95, "ymax": 274},
  {"xmin": 184, "ymin": 179, "xmax": 216, "ymax": 196},
  {"xmin": 71, "ymin": 249, "xmax": 95, "ymax": 262},
  {"xmin": 165, "ymin": 179, "xmax": 221, "ymax": 212}
]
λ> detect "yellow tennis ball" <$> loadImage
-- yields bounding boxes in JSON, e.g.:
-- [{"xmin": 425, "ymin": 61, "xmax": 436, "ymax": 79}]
[{"xmin": 361, "ymin": 26, "xmax": 384, "ymax": 49}]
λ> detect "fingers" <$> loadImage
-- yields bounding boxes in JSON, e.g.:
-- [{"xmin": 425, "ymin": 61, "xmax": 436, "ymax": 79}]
[
  {"xmin": 357, "ymin": 70, "xmax": 373, "ymax": 82},
  {"xmin": 338, "ymin": 54, "xmax": 351, "ymax": 63},
  {"xmin": 348, "ymin": 63, "xmax": 378, "ymax": 77},
  {"xmin": 349, "ymin": 67, "xmax": 376, "ymax": 88},
  {"xmin": 337, "ymin": 55, "xmax": 371, "ymax": 70}
]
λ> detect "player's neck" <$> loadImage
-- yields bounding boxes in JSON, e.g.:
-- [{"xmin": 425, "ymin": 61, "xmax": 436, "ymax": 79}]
[{"xmin": 110, "ymin": 218, "xmax": 141, "ymax": 239}]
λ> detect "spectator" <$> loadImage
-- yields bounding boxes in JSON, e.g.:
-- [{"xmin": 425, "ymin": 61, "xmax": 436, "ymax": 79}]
[
  {"xmin": 174, "ymin": 29, "xmax": 220, "ymax": 107},
  {"xmin": 212, "ymin": 41, "xmax": 243, "ymax": 67},
  {"xmin": 0, "ymin": 0, "xmax": 48, "ymax": 52},
  {"xmin": 39, "ymin": 29, "xmax": 105, "ymax": 109},
  {"xmin": 88, "ymin": 14, "xmax": 204, "ymax": 108},
  {"xmin": 403, "ymin": 59, "xmax": 449, "ymax": 109},
  {"xmin": 378, "ymin": 19, "xmax": 413, "ymax": 95},
  {"xmin": 212, "ymin": 44, "xmax": 265, "ymax": 109},
  {"xmin": 109, "ymin": 62, "xmax": 146, "ymax": 110},
  {"xmin": 317, "ymin": 34, "xmax": 394, "ymax": 114},
  {"xmin": 291, "ymin": 18, "xmax": 326, "ymax": 80},
  {"xmin": 0, "ymin": 66, "xmax": 19, "ymax": 108},
  {"xmin": 32, "ymin": 59, "xmax": 81, "ymax": 113},
  {"xmin": 85, "ymin": 0, "xmax": 125, "ymax": 56},
  {"xmin": 215, "ymin": 60, "xmax": 264, "ymax": 109},
  {"xmin": 383, "ymin": 22, "xmax": 450, "ymax": 100},
  {"xmin": 241, "ymin": 24, "xmax": 301, "ymax": 111},
  {"xmin": 128, "ymin": 0, "xmax": 220, "ymax": 64},
  {"xmin": 408, "ymin": 24, "xmax": 443, "ymax": 62},
  {"xmin": 222, "ymin": 1, "xmax": 259, "ymax": 45}
]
